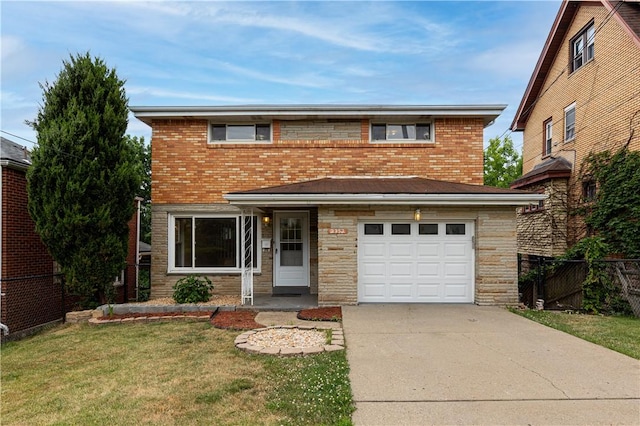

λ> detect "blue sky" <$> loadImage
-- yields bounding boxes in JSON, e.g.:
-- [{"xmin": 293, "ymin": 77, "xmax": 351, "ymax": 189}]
[{"xmin": 1, "ymin": 1, "xmax": 561, "ymax": 152}]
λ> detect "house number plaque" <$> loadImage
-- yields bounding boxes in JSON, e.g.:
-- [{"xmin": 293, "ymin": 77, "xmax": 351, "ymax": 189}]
[{"xmin": 328, "ymin": 228, "xmax": 348, "ymax": 234}]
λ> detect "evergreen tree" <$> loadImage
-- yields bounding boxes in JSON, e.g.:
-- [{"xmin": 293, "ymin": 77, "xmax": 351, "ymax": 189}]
[
  {"xmin": 27, "ymin": 52, "xmax": 141, "ymax": 302},
  {"xmin": 483, "ymin": 135, "xmax": 523, "ymax": 188}
]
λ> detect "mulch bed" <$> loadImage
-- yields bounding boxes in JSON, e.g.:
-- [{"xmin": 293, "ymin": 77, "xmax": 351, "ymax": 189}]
[
  {"xmin": 98, "ymin": 311, "xmax": 214, "ymax": 320},
  {"xmin": 297, "ymin": 306, "xmax": 342, "ymax": 321},
  {"xmin": 211, "ymin": 311, "xmax": 265, "ymax": 330}
]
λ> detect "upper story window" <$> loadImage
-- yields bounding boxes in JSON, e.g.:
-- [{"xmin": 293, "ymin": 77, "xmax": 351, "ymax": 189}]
[
  {"xmin": 571, "ymin": 22, "xmax": 595, "ymax": 73},
  {"xmin": 564, "ymin": 103, "xmax": 576, "ymax": 142},
  {"xmin": 582, "ymin": 180, "xmax": 596, "ymax": 202},
  {"xmin": 543, "ymin": 118, "xmax": 553, "ymax": 157},
  {"xmin": 371, "ymin": 123, "xmax": 432, "ymax": 142},
  {"xmin": 210, "ymin": 124, "xmax": 271, "ymax": 143}
]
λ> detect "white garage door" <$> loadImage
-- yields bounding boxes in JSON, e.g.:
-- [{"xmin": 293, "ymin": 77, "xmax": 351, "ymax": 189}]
[{"xmin": 358, "ymin": 221, "xmax": 474, "ymax": 303}]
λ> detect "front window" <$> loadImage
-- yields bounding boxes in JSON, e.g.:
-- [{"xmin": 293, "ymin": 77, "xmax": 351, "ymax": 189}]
[
  {"xmin": 571, "ymin": 22, "xmax": 595, "ymax": 72},
  {"xmin": 210, "ymin": 124, "xmax": 271, "ymax": 142},
  {"xmin": 543, "ymin": 118, "xmax": 553, "ymax": 156},
  {"xmin": 170, "ymin": 214, "xmax": 260, "ymax": 272},
  {"xmin": 564, "ymin": 103, "xmax": 576, "ymax": 142},
  {"xmin": 371, "ymin": 123, "xmax": 432, "ymax": 142}
]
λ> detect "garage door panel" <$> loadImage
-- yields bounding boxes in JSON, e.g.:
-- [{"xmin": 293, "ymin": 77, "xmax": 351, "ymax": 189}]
[
  {"xmin": 444, "ymin": 283, "xmax": 470, "ymax": 299},
  {"xmin": 389, "ymin": 262, "xmax": 414, "ymax": 276},
  {"xmin": 358, "ymin": 221, "xmax": 473, "ymax": 303},
  {"xmin": 361, "ymin": 261, "xmax": 386, "ymax": 278},
  {"xmin": 444, "ymin": 262, "xmax": 469, "ymax": 277},
  {"xmin": 417, "ymin": 262, "xmax": 439, "ymax": 277},
  {"xmin": 362, "ymin": 243, "xmax": 386, "ymax": 257},
  {"xmin": 362, "ymin": 283, "xmax": 387, "ymax": 298},
  {"xmin": 444, "ymin": 242, "xmax": 468, "ymax": 257},
  {"xmin": 388, "ymin": 242, "xmax": 414, "ymax": 257},
  {"xmin": 389, "ymin": 284, "xmax": 413, "ymax": 298},
  {"xmin": 417, "ymin": 243, "xmax": 440, "ymax": 257}
]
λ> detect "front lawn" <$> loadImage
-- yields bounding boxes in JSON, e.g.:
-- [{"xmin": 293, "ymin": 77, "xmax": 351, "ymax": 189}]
[
  {"xmin": 513, "ymin": 309, "xmax": 640, "ymax": 359},
  {"xmin": 1, "ymin": 321, "xmax": 354, "ymax": 425}
]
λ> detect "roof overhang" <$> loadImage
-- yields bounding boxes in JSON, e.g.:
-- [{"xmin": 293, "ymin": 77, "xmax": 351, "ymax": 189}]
[
  {"xmin": 0, "ymin": 159, "xmax": 30, "ymax": 172},
  {"xmin": 225, "ymin": 192, "xmax": 546, "ymax": 207},
  {"xmin": 131, "ymin": 104, "xmax": 507, "ymax": 128}
]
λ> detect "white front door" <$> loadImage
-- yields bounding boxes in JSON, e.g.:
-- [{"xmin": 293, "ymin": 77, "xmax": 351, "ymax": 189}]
[{"xmin": 274, "ymin": 211, "xmax": 309, "ymax": 287}]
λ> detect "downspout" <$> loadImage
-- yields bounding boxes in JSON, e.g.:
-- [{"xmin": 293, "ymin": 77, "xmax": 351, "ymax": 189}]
[
  {"xmin": 135, "ymin": 197, "xmax": 142, "ymax": 301},
  {"xmin": 0, "ymin": 164, "xmax": 7, "ymax": 335}
]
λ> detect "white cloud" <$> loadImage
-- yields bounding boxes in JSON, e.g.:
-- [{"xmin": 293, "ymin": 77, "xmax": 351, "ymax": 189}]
[{"xmin": 126, "ymin": 86, "xmax": 258, "ymax": 104}]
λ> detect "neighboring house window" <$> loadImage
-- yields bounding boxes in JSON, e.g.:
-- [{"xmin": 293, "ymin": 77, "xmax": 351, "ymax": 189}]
[
  {"xmin": 564, "ymin": 103, "xmax": 576, "ymax": 142},
  {"xmin": 210, "ymin": 124, "xmax": 271, "ymax": 142},
  {"xmin": 543, "ymin": 118, "xmax": 553, "ymax": 156},
  {"xmin": 371, "ymin": 123, "xmax": 432, "ymax": 142},
  {"xmin": 169, "ymin": 214, "xmax": 260, "ymax": 272},
  {"xmin": 522, "ymin": 191, "xmax": 545, "ymax": 213},
  {"xmin": 582, "ymin": 180, "xmax": 596, "ymax": 202},
  {"xmin": 571, "ymin": 22, "xmax": 595, "ymax": 72}
]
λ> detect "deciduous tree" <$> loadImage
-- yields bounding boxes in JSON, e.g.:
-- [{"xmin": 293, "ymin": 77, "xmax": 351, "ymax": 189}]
[{"xmin": 483, "ymin": 135, "xmax": 522, "ymax": 188}]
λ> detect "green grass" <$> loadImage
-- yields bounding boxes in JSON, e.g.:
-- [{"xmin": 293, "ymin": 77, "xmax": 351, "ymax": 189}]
[
  {"xmin": 1, "ymin": 321, "xmax": 354, "ymax": 425},
  {"xmin": 512, "ymin": 309, "xmax": 640, "ymax": 359}
]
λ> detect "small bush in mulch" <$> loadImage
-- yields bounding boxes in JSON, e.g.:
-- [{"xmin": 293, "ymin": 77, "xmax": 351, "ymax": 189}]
[
  {"xmin": 98, "ymin": 311, "xmax": 214, "ymax": 320},
  {"xmin": 211, "ymin": 311, "xmax": 264, "ymax": 330},
  {"xmin": 297, "ymin": 306, "xmax": 342, "ymax": 322}
]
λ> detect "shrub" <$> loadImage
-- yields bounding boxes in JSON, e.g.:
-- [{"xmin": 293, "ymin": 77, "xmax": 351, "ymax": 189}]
[{"xmin": 172, "ymin": 275, "xmax": 214, "ymax": 304}]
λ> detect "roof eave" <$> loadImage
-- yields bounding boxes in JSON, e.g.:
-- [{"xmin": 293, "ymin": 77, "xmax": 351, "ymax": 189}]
[
  {"xmin": 225, "ymin": 193, "xmax": 547, "ymax": 207},
  {"xmin": 511, "ymin": 1, "xmax": 582, "ymax": 131},
  {"xmin": 131, "ymin": 104, "xmax": 507, "ymax": 128},
  {"xmin": 0, "ymin": 159, "xmax": 30, "ymax": 171}
]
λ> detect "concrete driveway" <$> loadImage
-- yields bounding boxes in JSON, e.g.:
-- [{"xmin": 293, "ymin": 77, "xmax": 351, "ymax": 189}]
[{"xmin": 342, "ymin": 304, "xmax": 640, "ymax": 425}]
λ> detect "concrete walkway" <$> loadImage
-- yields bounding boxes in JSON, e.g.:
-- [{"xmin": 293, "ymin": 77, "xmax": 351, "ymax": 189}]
[{"xmin": 342, "ymin": 304, "xmax": 640, "ymax": 425}]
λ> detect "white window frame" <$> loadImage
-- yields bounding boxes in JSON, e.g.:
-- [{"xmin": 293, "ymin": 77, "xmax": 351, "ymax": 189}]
[
  {"xmin": 209, "ymin": 123, "xmax": 272, "ymax": 144},
  {"xmin": 370, "ymin": 122, "xmax": 434, "ymax": 143},
  {"xmin": 167, "ymin": 213, "xmax": 262, "ymax": 274},
  {"xmin": 543, "ymin": 118, "xmax": 553, "ymax": 156},
  {"xmin": 571, "ymin": 22, "xmax": 595, "ymax": 73},
  {"xmin": 564, "ymin": 103, "xmax": 576, "ymax": 142}
]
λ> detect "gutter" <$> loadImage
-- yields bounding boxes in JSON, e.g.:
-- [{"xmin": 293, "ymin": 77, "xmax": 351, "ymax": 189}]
[{"xmin": 225, "ymin": 192, "xmax": 547, "ymax": 206}]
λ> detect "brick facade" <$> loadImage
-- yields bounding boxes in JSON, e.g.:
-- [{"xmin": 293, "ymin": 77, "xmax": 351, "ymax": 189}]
[
  {"xmin": 1, "ymin": 166, "xmax": 61, "ymax": 337},
  {"xmin": 150, "ymin": 117, "xmax": 484, "ymax": 205},
  {"xmin": 517, "ymin": 2, "xmax": 640, "ymax": 254}
]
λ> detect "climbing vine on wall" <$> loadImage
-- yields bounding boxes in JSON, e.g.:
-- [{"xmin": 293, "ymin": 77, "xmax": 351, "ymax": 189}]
[{"xmin": 581, "ymin": 147, "xmax": 640, "ymax": 258}]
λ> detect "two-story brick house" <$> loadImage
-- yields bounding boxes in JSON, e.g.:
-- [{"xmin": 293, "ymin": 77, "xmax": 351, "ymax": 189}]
[
  {"xmin": 510, "ymin": 0, "xmax": 640, "ymax": 260},
  {"xmin": 132, "ymin": 105, "xmax": 543, "ymax": 306}
]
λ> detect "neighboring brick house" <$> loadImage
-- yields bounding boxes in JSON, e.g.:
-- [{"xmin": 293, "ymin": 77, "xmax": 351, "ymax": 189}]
[
  {"xmin": 510, "ymin": 0, "xmax": 640, "ymax": 260},
  {"xmin": 0, "ymin": 136, "xmax": 141, "ymax": 339},
  {"xmin": 133, "ymin": 105, "xmax": 543, "ymax": 306},
  {"xmin": 1, "ymin": 136, "xmax": 61, "ymax": 338}
]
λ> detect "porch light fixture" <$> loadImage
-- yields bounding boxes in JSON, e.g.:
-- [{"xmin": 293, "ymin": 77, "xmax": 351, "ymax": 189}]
[
  {"xmin": 262, "ymin": 215, "xmax": 271, "ymax": 226},
  {"xmin": 414, "ymin": 208, "xmax": 421, "ymax": 221}
]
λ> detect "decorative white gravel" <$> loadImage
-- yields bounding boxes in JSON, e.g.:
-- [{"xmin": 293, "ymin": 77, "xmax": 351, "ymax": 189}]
[{"xmin": 246, "ymin": 328, "xmax": 327, "ymax": 348}]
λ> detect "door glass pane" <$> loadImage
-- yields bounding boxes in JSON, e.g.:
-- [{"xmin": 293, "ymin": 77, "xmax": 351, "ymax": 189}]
[
  {"xmin": 364, "ymin": 224, "xmax": 384, "ymax": 235},
  {"xmin": 280, "ymin": 217, "xmax": 303, "ymax": 267},
  {"xmin": 391, "ymin": 224, "xmax": 411, "ymax": 235},
  {"xmin": 195, "ymin": 218, "xmax": 237, "ymax": 267},
  {"xmin": 446, "ymin": 224, "xmax": 466, "ymax": 235},
  {"xmin": 419, "ymin": 223, "xmax": 438, "ymax": 235}
]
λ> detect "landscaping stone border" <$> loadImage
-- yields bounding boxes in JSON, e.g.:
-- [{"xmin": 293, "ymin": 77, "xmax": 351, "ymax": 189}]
[
  {"xmin": 88, "ymin": 313, "xmax": 213, "ymax": 325},
  {"xmin": 234, "ymin": 325, "xmax": 345, "ymax": 356}
]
